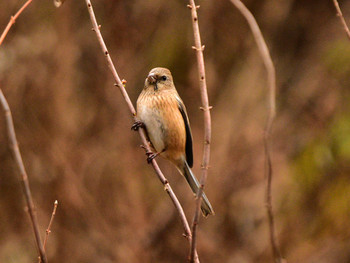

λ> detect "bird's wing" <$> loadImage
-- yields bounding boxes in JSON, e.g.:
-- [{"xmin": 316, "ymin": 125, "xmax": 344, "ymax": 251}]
[{"xmin": 176, "ymin": 96, "xmax": 193, "ymax": 168}]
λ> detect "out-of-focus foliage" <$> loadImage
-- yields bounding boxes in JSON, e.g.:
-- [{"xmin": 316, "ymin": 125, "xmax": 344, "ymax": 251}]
[{"xmin": 1, "ymin": 0, "xmax": 350, "ymax": 262}]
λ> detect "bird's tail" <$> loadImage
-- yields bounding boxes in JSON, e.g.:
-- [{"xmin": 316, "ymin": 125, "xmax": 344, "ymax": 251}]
[{"xmin": 179, "ymin": 161, "xmax": 214, "ymax": 217}]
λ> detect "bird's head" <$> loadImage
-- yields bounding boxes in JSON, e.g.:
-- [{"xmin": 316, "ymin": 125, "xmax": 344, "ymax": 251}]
[{"xmin": 145, "ymin": 67, "xmax": 174, "ymax": 91}]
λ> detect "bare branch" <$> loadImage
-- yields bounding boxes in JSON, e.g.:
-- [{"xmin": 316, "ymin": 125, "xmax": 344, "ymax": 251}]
[
  {"xmin": 43, "ymin": 200, "xmax": 58, "ymax": 250},
  {"xmin": 332, "ymin": 0, "xmax": 350, "ymax": 40},
  {"xmin": 0, "ymin": 0, "xmax": 33, "ymax": 46},
  {"xmin": 0, "ymin": 89, "xmax": 48, "ymax": 263},
  {"xmin": 187, "ymin": 0, "xmax": 212, "ymax": 262},
  {"xmin": 83, "ymin": 1, "xmax": 197, "ymax": 259},
  {"xmin": 0, "ymin": 1, "xmax": 47, "ymax": 262},
  {"xmin": 229, "ymin": 0, "xmax": 284, "ymax": 262},
  {"xmin": 37, "ymin": 200, "xmax": 58, "ymax": 263}
]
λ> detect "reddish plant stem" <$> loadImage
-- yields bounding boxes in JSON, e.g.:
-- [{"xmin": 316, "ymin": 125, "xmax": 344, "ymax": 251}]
[
  {"xmin": 83, "ymin": 1, "xmax": 198, "ymax": 261},
  {"xmin": 230, "ymin": 0, "xmax": 284, "ymax": 263},
  {"xmin": 37, "ymin": 200, "xmax": 58, "ymax": 263},
  {"xmin": 0, "ymin": 1, "xmax": 47, "ymax": 262},
  {"xmin": 0, "ymin": 0, "xmax": 33, "ymax": 46},
  {"xmin": 187, "ymin": 1, "xmax": 212, "ymax": 262},
  {"xmin": 0, "ymin": 90, "xmax": 47, "ymax": 263},
  {"xmin": 43, "ymin": 200, "xmax": 58, "ymax": 250},
  {"xmin": 332, "ymin": 0, "xmax": 350, "ymax": 40}
]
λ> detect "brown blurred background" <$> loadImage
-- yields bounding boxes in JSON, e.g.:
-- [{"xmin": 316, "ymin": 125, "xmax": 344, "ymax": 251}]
[{"xmin": 1, "ymin": 0, "xmax": 350, "ymax": 262}]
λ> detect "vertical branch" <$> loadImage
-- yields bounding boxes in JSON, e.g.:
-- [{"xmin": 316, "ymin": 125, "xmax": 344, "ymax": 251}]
[
  {"xmin": 332, "ymin": 0, "xmax": 350, "ymax": 40},
  {"xmin": 229, "ymin": 1, "xmax": 284, "ymax": 263},
  {"xmin": 83, "ymin": 1, "xmax": 198, "ymax": 261},
  {"xmin": 0, "ymin": 90, "xmax": 47, "ymax": 263},
  {"xmin": 0, "ymin": 1, "xmax": 47, "ymax": 262},
  {"xmin": 187, "ymin": 0, "xmax": 212, "ymax": 262}
]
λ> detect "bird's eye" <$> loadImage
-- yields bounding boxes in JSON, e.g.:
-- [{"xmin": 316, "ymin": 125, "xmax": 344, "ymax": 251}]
[{"xmin": 161, "ymin": 76, "xmax": 167, "ymax": 81}]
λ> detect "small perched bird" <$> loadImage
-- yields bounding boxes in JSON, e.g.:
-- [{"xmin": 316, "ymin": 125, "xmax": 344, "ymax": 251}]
[{"xmin": 133, "ymin": 67, "xmax": 214, "ymax": 216}]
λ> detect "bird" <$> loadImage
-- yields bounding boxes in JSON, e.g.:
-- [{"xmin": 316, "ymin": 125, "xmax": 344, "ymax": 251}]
[{"xmin": 132, "ymin": 67, "xmax": 214, "ymax": 217}]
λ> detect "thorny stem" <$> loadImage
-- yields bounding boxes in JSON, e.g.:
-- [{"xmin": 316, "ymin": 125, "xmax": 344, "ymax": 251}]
[
  {"xmin": 187, "ymin": 1, "xmax": 212, "ymax": 262},
  {"xmin": 83, "ymin": 0, "xmax": 198, "ymax": 260}
]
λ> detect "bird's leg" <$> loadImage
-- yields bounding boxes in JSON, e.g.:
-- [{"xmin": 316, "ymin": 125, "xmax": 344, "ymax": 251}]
[
  {"xmin": 146, "ymin": 152, "xmax": 160, "ymax": 163},
  {"xmin": 131, "ymin": 120, "xmax": 145, "ymax": 131},
  {"xmin": 146, "ymin": 149, "xmax": 165, "ymax": 164}
]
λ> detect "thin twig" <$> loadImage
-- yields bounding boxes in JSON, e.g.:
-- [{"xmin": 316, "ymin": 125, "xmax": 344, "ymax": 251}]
[
  {"xmin": 229, "ymin": 1, "xmax": 284, "ymax": 263},
  {"xmin": 187, "ymin": 1, "xmax": 212, "ymax": 262},
  {"xmin": 37, "ymin": 200, "xmax": 58, "ymax": 263},
  {"xmin": 83, "ymin": 1, "xmax": 198, "ymax": 261},
  {"xmin": 0, "ymin": 90, "xmax": 48, "ymax": 263},
  {"xmin": 43, "ymin": 200, "xmax": 58, "ymax": 250},
  {"xmin": 0, "ymin": 1, "xmax": 47, "ymax": 262},
  {"xmin": 0, "ymin": 0, "xmax": 33, "ymax": 46},
  {"xmin": 332, "ymin": 0, "xmax": 350, "ymax": 40}
]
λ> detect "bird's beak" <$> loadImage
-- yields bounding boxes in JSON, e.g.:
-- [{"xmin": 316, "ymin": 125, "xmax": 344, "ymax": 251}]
[{"xmin": 147, "ymin": 73, "xmax": 157, "ymax": 84}]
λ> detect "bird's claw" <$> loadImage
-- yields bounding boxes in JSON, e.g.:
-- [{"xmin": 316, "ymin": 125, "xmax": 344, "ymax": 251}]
[
  {"xmin": 131, "ymin": 121, "xmax": 145, "ymax": 131},
  {"xmin": 146, "ymin": 152, "xmax": 159, "ymax": 164}
]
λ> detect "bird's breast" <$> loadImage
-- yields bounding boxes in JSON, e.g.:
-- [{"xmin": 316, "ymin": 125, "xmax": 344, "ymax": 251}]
[{"xmin": 136, "ymin": 91, "xmax": 186, "ymax": 162}]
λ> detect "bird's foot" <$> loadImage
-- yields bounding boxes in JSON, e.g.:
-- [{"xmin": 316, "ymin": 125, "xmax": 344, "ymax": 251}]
[
  {"xmin": 131, "ymin": 120, "xmax": 145, "ymax": 131},
  {"xmin": 146, "ymin": 151, "xmax": 160, "ymax": 164}
]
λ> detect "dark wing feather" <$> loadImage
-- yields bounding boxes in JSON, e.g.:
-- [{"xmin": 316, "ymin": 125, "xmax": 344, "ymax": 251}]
[{"xmin": 177, "ymin": 98, "xmax": 193, "ymax": 167}]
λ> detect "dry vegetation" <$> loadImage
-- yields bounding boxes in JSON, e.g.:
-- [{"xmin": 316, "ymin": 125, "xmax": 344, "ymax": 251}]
[{"xmin": 1, "ymin": 0, "xmax": 350, "ymax": 262}]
